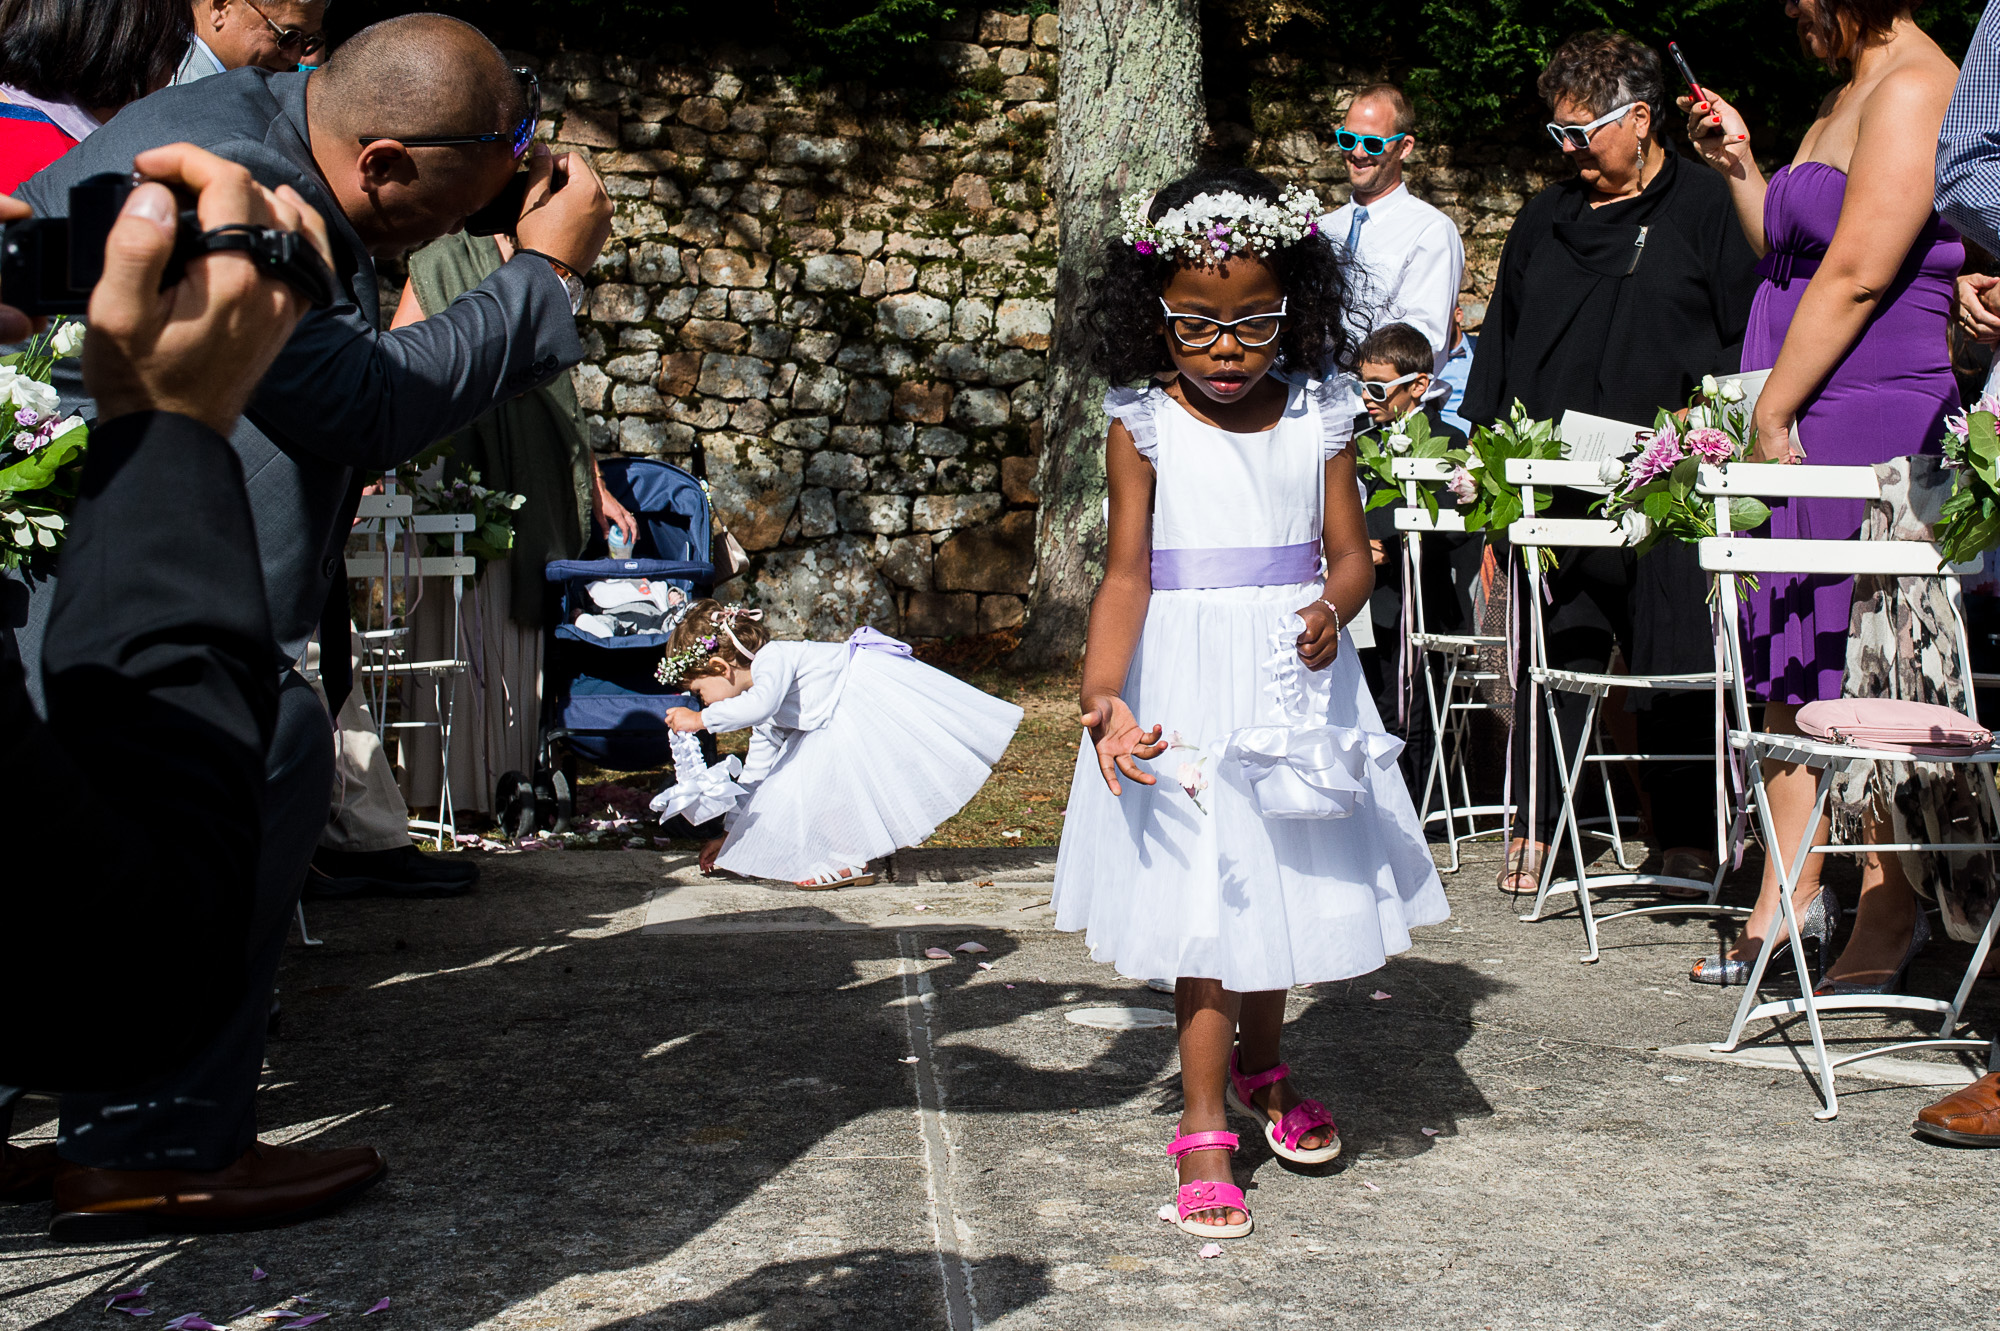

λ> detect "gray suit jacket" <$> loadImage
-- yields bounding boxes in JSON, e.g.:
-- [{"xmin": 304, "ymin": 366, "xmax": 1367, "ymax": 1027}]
[{"xmin": 19, "ymin": 67, "xmax": 582, "ymax": 665}]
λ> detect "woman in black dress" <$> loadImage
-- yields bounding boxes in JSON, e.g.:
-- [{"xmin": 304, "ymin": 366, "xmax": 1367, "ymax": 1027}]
[{"xmin": 1462, "ymin": 29, "xmax": 1759, "ymax": 892}]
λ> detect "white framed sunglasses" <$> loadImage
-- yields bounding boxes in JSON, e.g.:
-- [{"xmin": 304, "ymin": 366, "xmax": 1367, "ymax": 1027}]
[
  {"xmin": 1357, "ymin": 370, "xmax": 1425, "ymax": 402},
  {"xmin": 1159, "ymin": 298, "xmax": 1288, "ymax": 349},
  {"xmin": 1546, "ymin": 101, "xmax": 1638, "ymax": 150}
]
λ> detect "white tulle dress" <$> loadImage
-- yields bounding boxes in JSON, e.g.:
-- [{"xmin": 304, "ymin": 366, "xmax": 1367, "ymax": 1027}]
[
  {"xmin": 1052, "ymin": 374, "xmax": 1448, "ymax": 992},
  {"xmin": 693, "ymin": 631, "xmax": 1023, "ymax": 881}
]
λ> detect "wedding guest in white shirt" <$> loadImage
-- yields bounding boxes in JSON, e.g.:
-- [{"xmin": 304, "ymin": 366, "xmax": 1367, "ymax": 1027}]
[{"xmin": 1320, "ymin": 82, "xmax": 1466, "ymax": 395}]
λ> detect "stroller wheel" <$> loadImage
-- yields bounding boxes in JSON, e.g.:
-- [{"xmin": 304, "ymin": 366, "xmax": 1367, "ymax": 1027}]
[
  {"xmin": 531, "ymin": 764, "xmax": 575, "ymax": 834},
  {"xmin": 495, "ymin": 770, "xmax": 536, "ymax": 839}
]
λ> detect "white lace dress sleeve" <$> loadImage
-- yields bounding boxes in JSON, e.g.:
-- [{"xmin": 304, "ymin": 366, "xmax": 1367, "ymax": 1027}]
[
  {"xmin": 1312, "ymin": 375, "xmax": 1364, "ymax": 460},
  {"xmin": 1104, "ymin": 384, "xmax": 1166, "ymax": 461}
]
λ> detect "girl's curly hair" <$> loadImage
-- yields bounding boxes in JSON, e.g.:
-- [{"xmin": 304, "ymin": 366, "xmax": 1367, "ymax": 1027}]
[
  {"xmin": 1084, "ymin": 166, "xmax": 1360, "ymax": 385},
  {"xmin": 666, "ymin": 599, "xmax": 769, "ymax": 677}
]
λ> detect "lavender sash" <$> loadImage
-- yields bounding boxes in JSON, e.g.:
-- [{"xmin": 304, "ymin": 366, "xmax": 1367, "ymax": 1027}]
[
  {"xmin": 848, "ymin": 625, "xmax": 913, "ymax": 658},
  {"xmin": 1151, "ymin": 540, "xmax": 1321, "ymax": 590}
]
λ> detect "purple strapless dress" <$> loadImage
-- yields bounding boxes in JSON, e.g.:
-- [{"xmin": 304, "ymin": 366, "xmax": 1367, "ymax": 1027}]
[{"xmin": 1740, "ymin": 161, "xmax": 1962, "ymax": 705}]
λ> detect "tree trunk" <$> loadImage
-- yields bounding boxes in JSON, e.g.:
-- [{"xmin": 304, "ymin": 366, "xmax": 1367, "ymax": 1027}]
[{"xmin": 1014, "ymin": 0, "xmax": 1205, "ymax": 669}]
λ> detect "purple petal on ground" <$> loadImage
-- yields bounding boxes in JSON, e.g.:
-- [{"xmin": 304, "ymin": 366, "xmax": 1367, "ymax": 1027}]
[
  {"xmin": 179, "ymin": 1321, "xmax": 224, "ymax": 1331},
  {"xmin": 955, "ymin": 941, "xmax": 989, "ymax": 953},
  {"xmin": 1156, "ymin": 1204, "xmax": 1176, "ymax": 1222},
  {"xmin": 108, "ymin": 1286, "xmax": 153, "ymax": 1308},
  {"xmin": 976, "ymin": 962, "xmax": 994, "ymax": 970},
  {"xmin": 1421, "ymin": 1127, "xmax": 1439, "ymax": 1137},
  {"xmin": 923, "ymin": 947, "xmax": 951, "ymax": 959},
  {"xmin": 1369, "ymin": 990, "xmax": 1391, "ymax": 1001},
  {"xmin": 1361, "ymin": 1180, "xmax": 1381, "ymax": 1191},
  {"xmin": 1197, "ymin": 1243, "xmax": 1223, "ymax": 1259},
  {"xmin": 288, "ymin": 1316, "xmax": 330, "ymax": 1328},
  {"xmin": 252, "ymin": 1269, "xmax": 268, "ymax": 1282},
  {"xmin": 363, "ymin": 1300, "xmax": 391, "ymax": 1316},
  {"xmin": 114, "ymin": 1309, "xmax": 155, "ymax": 1318},
  {"xmin": 231, "ymin": 1308, "xmax": 258, "ymax": 1320}
]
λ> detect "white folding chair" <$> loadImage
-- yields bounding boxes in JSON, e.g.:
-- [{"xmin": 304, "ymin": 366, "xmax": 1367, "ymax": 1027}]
[
  {"xmin": 346, "ymin": 484, "xmax": 476, "ymax": 849},
  {"xmin": 1506, "ymin": 457, "xmax": 1748, "ymax": 962},
  {"xmin": 1390, "ymin": 457, "xmax": 1511, "ymax": 872},
  {"xmin": 1701, "ymin": 461, "xmax": 2000, "ymax": 1119}
]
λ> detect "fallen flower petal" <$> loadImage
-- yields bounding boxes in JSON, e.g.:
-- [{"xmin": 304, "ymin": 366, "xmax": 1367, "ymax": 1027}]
[
  {"xmin": 1421, "ymin": 1127, "xmax": 1439, "ymax": 1137},
  {"xmin": 1156, "ymin": 1204, "xmax": 1176, "ymax": 1222},
  {"xmin": 976, "ymin": 962, "xmax": 994, "ymax": 970},
  {"xmin": 1370, "ymin": 990, "xmax": 1391, "ymax": 1001},
  {"xmin": 1197, "ymin": 1243, "xmax": 1223, "ymax": 1259},
  {"xmin": 231, "ymin": 1308, "xmax": 258, "ymax": 1320},
  {"xmin": 955, "ymin": 941, "xmax": 989, "ymax": 953},
  {"xmin": 109, "ymin": 1286, "xmax": 153, "ymax": 1309},
  {"xmin": 910, "ymin": 903, "xmax": 928, "ymax": 911},
  {"xmin": 289, "ymin": 1316, "xmax": 330, "ymax": 1328},
  {"xmin": 1004, "ymin": 983, "xmax": 1016, "ymax": 989},
  {"xmin": 252, "ymin": 1269, "xmax": 268, "ymax": 1282},
  {"xmin": 923, "ymin": 947, "xmax": 951, "ymax": 959},
  {"xmin": 363, "ymin": 1300, "xmax": 391, "ymax": 1316},
  {"xmin": 1361, "ymin": 1180, "xmax": 1381, "ymax": 1192},
  {"xmin": 898, "ymin": 1056, "xmax": 919, "ymax": 1064},
  {"xmin": 1000, "ymin": 830, "xmax": 1023, "ymax": 839}
]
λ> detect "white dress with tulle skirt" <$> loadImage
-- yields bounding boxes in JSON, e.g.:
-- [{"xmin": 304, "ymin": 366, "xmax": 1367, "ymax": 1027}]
[{"xmin": 1052, "ymin": 374, "xmax": 1448, "ymax": 992}]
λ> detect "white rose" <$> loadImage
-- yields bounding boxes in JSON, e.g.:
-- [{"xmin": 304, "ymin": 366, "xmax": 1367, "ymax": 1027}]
[
  {"xmin": 1598, "ymin": 457, "xmax": 1626, "ymax": 486},
  {"xmin": 1619, "ymin": 510, "xmax": 1652, "ymax": 543},
  {"xmin": 1700, "ymin": 374, "xmax": 1719, "ymax": 399},
  {"xmin": 1720, "ymin": 380, "xmax": 1746, "ymax": 403},
  {"xmin": 1387, "ymin": 432, "xmax": 1412, "ymax": 455},
  {"xmin": 0, "ymin": 367, "xmax": 23, "ymax": 409},
  {"xmin": 50, "ymin": 321, "xmax": 85, "ymax": 358},
  {"xmin": 14, "ymin": 377, "xmax": 56, "ymax": 419},
  {"xmin": 48, "ymin": 415, "xmax": 84, "ymax": 442}
]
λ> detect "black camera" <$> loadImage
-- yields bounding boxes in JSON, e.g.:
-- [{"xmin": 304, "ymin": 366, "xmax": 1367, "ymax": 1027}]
[
  {"xmin": 3, "ymin": 170, "xmax": 337, "ymax": 315},
  {"xmin": 2, "ymin": 173, "xmax": 202, "ymax": 316}
]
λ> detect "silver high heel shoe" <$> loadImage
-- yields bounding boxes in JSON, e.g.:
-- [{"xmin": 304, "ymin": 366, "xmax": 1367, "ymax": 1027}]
[
  {"xmin": 1690, "ymin": 889, "xmax": 1837, "ymax": 987},
  {"xmin": 1814, "ymin": 909, "xmax": 1931, "ymax": 996}
]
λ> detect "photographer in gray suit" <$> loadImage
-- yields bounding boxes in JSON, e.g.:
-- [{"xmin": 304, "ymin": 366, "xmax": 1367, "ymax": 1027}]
[{"xmin": 11, "ymin": 13, "xmax": 611, "ymax": 1236}]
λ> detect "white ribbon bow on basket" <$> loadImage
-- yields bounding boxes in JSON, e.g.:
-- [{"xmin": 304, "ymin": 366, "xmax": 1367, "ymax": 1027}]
[
  {"xmin": 651, "ymin": 730, "xmax": 747, "ymax": 826},
  {"xmin": 1219, "ymin": 614, "xmax": 1404, "ymax": 819}
]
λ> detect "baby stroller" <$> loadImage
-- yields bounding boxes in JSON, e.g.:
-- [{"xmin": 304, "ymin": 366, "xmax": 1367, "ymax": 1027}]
[{"xmin": 494, "ymin": 456, "xmax": 715, "ymax": 836}]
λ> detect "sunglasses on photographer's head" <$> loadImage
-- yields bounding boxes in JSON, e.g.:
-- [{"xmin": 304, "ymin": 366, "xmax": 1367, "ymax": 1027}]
[
  {"xmin": 357, "ymin": 67, "xmax": 543, "ymax": 161},
  {"xmin": 1357, "ymin": 370, "xmax": 1425, "ymax": 402},
  {"xmin": 1334, "ymin": 128, "xmax": 1408, "ymax": 157},
  {"xmin": 1546, "ymin": 101, "xmax": 1638, "ymax": 150},
  {"xmin": 241, "ymin": 0, "xmax": 325, "ymax": 57},
  {"xmin": 1159, "ymin": 298, "xmax": 1288, "ymax": 349}
]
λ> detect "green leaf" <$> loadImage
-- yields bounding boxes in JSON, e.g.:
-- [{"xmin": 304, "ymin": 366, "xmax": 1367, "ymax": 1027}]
[
  {"xmin": 1666, "ymin": 455, "xmax": 1699, "ymax": 503},
  {"xmin": 1642, "ymin": 489, "xmax": 1675, "ymax": 522},
  {"xmin": 1365, "ymin": 488, "xmax": 1399, "ymax": 510},
  {"xmin": 1726, "ymin": 496, "xmax": 1771, "ymax": 532},
  {"xmin": 0, "ymin": 426, "xmax": 88, "ymax": 496}
]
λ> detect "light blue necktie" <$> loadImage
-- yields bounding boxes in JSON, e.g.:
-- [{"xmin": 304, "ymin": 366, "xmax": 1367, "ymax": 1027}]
[{"xmin": 1344, "ymin": 205, "xmax": 1369, "ymax": 256}]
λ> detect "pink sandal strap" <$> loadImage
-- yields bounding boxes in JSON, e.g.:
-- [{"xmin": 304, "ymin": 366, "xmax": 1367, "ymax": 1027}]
[
  {"xmin": 1274, "ymin": 1098, "xmax": 1337, "ymax": 1152},
  {"xmin": 1166, "ymin": 1130, "xmax": 1238, "ymax": 1162},
  {"xmin": 1176, "ymin": 1178, "xmax": 1247, "ymax": 1221},
  {"xmin": 1228, "ymin": 1051, "xmax": 1291, "ymax": 1100}
]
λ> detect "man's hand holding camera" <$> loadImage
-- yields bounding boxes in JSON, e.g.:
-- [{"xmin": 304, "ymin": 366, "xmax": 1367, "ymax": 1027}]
[{"xmin": 1, "ymin": 143, "xmax": 334, "ymax": 435}]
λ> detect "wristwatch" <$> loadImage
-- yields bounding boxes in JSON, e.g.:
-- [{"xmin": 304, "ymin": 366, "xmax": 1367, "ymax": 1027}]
[{"xmin": 519, "ymin": 248, "xmax": 586, "ymax": 315}]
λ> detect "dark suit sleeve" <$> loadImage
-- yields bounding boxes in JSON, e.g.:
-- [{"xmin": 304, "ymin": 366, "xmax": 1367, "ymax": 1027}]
[
  {"xmin": 250, "ymin": 255, "xmax": 584, "ymax": 470},
  {"xmin": 0, "ymin": 412, "xmax": 276, "ymax": 1090}
]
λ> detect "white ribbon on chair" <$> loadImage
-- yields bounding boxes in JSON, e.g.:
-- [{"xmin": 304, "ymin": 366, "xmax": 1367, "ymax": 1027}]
[
  {"xmin": 651, "ymin": 730, "xmax": 747, "ymax": 825},
  {"xmin": 1220, "ymin": 614, "xmax": 1405, "ymax": 819}
]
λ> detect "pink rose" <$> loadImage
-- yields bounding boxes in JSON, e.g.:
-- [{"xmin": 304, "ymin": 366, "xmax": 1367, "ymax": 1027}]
[{"xmin": 1684, "ymin": 426, "xmax": 1733, "ymax": 464}]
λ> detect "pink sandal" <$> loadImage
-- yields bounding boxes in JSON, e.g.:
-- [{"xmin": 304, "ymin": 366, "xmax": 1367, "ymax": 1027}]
[
  {"xmin": 1226, "ymin": 1051, "xmax": 1341, "ymax": 1165},
  {"xmin": 1167, "ymin": 1130, "xmax": 1253, "ymax": 1239}
]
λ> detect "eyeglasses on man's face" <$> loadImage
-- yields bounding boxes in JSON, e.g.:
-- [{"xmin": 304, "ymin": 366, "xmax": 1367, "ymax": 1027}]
[
  {"xmin": 1159, "ymin": 298, "xmax": 1288, "ymax": 349},
  {"xmin": 1334, "ymin": 128, "xmax": 1407, "ymax": 157},
  {"xmin": 240, "ymin": 0, "xmax": 325, "ymax": 57},
  {"xmin": 356, "ymin": 68, "xmax": 542, "ymax": 161},
  {"xmin": 1546, "ymin": 101, "xmax": 1638, "ymax": 151}
]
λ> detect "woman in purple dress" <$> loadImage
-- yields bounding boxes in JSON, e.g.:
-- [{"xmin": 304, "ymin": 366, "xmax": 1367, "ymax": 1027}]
[{"xmin": 1682, "ymin": 0, "xmax": 1961, "ymax": 988}]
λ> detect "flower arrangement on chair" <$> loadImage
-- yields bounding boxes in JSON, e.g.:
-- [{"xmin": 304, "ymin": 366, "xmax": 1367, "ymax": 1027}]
[
  {"xmin": 1597, "ymin": 377, "xmax": 1770, "ymax": 560},
  {"xmin": 1352, "ymin": 409, "xmax": 1469, "ymax": 521},
  {"xmin": 1935, "ymin": 395, "xmax": 2000, "ymax": 564},
  {"xmin": 0, "ymin": 319, "xmax": 87, "ymax": 569}
]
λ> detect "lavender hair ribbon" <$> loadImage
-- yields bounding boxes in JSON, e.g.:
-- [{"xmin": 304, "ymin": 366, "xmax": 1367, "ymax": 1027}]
[{"xmin": 1150, "ymin": 540, "xmax": 1321, "ymax": 591}]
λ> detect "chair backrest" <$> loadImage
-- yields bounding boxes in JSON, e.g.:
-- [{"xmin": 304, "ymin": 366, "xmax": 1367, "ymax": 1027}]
[
  {"xmin": 1696, "ymin": 461, "xmax": 1985, "ymax": 728},
  {"xmin": 601, "ymin": 457, "xmax": 711, "ymax": 564}
]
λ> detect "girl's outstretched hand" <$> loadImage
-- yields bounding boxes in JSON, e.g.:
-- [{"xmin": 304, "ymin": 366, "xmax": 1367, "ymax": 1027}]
[
  {"xmin": 665, "ymin": 706, "xmax": 707, "ymax": 733},
  {"xmin": 1080, "ymin": 692, "xmax": 1166, "ymax": 796},
  {"xmin": 1295, "ymin": 601, "xmax": 1341, "ymax": 671}
]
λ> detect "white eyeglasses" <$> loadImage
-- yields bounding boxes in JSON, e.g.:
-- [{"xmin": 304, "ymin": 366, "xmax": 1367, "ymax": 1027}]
[
  {"xmin": 1159, "ymin": 298, "xmax": 1288, "ymax": 349},
  {"xmin": 1358, "ymin": 370, "xmax": 1425, "ymax": 403},
  {"xmin": 1546, "ymin": 101, "xmax": 1638, "ymax": 150}
]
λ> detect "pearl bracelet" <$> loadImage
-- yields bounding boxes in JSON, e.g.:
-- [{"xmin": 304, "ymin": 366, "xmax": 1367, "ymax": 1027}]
[{"xmin": 1316, "ymin": 598, "xmax": 1340, "ymax": 632}]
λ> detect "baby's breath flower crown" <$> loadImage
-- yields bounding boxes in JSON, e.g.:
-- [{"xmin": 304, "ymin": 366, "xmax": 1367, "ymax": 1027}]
[
  {"xmin": 1119, "ymin": 183, "xmax": 1322, "ymax": 263},
  {"xmin": 656, "ymin": 634, "xmax": 721, "ymax": 687}
]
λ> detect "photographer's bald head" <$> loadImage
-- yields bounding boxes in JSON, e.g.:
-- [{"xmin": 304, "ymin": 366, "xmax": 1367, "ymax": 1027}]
[{"xmin": 306, "ymin": 14, "xmax": 531, "ymax": 256}]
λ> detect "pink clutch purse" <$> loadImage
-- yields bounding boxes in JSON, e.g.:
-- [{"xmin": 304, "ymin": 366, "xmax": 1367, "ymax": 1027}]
[{"xmin": 1795, "ymin": 698, "xmax": 1994, "ymax": 757}]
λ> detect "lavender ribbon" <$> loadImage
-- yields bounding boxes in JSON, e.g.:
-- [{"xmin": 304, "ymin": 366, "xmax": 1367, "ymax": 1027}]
[
  {"xmin": 848, "ymin": 625, "xmax": 914, "ymax": 658},
  {"xmin": 1151, "ymin": 540, "xmax": 1321, "ymax": 590}
]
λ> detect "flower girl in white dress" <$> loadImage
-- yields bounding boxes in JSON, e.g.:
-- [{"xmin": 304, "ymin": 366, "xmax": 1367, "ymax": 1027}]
[
  {"xmin": 660, "ymin": 600, "xmax": 1022, "ymax": 888},
  {"xmin": 1053, "ymin": 168, "xmax": 1447, "ymax": 1239}
]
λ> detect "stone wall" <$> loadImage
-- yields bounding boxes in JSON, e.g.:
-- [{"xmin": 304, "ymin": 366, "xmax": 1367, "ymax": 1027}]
[
  {"xmin": 540, "ymin": 12, "xmax": 1060, "ymax": 643},
  {"xmin": 539, "ymin": 20, "xmax": 1545, "ymax": 642}
]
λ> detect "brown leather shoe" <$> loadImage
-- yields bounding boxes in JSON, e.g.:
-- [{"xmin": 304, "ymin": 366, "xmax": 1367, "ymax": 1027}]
[
  {"xmin": 0, "ymin": 1143, "xmax": 58, "ymax": 1204},
  {"xmin": 1913, "ymin": 1072, "xmax": 2000, "ymax": 1147},
  {"xmin": 49, "ymin": 1141, "xmax": 386, "ymax": 1240}
]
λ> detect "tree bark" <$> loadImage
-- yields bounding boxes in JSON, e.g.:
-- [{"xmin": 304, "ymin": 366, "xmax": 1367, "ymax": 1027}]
[{"xmin": 1014, "ymin": 0, "xmax": 1205, "ymax": 669}]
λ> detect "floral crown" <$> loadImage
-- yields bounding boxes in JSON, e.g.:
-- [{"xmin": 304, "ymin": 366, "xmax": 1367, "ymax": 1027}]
[
  {"xmin": 654, "ymin": 604, "xmax": 762, "ymax": 687},
  {"xmin": 1120, "ymin": 183, "xmax": 1321, "ymax": 262}
]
